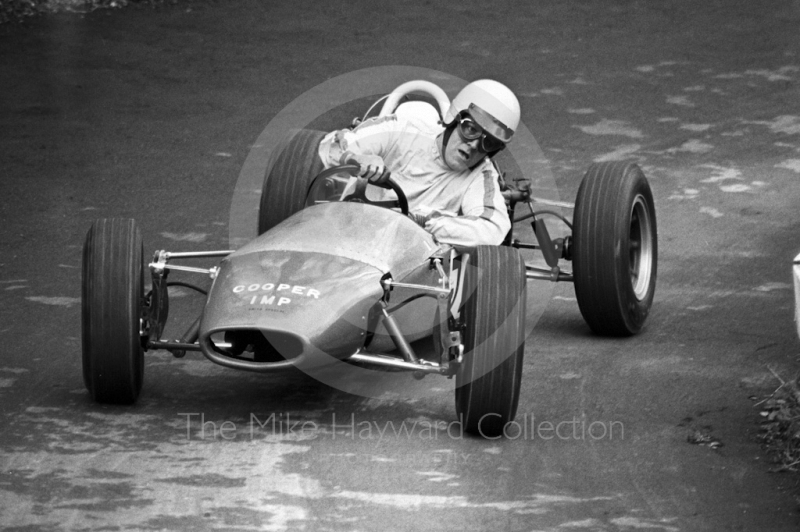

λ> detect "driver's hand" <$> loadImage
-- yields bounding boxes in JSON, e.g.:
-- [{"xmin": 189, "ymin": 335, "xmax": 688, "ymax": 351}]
[
  {"xmin": 367, "ymin": 169, "xmax": 392, "ymax": 186},
  {"xmin": 408, "ymin": 212, "xmax": 430, "ymax": 228},
  {"xmin": 344, "ymin": 153, "xmax": 390, "ymax": 184}
]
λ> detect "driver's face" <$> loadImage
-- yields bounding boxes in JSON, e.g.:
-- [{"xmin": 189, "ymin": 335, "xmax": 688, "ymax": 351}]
[{"xmin": 442, "ymin": 130, "xmax": 486, "ymax": 171}]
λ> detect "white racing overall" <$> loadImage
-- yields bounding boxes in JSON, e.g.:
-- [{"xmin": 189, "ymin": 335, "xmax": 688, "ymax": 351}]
[{"xmin": 318, "ymin": 114, "xmax": 511, "ymax": 249}]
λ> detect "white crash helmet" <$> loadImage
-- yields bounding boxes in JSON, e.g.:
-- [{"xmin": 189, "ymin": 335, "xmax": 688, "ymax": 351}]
[{"xmin": 443, "ymin": 79, "xmax": 520, "ymax": 144}]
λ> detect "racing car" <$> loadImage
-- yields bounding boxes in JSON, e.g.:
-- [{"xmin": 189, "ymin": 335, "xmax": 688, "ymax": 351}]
[{"xmin": 81, "ymin": 80, "xmax": 657, "ymax": 437}]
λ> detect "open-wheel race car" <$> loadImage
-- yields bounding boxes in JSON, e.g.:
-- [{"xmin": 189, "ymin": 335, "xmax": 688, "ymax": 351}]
[{"xmin": 82, "ymin": 80, "xmax": 657, "ymax": 437}]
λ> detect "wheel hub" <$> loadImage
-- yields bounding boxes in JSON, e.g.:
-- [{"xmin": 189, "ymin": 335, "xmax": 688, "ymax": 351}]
[{"xmin": 629, "ymin": 194, "xmax": 654, "ymax": 300}]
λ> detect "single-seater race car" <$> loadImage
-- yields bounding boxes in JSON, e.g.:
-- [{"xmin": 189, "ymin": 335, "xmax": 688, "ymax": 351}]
[{"xmin": 82, "ymin": 80, "xmax": 657, "ymax": 437}]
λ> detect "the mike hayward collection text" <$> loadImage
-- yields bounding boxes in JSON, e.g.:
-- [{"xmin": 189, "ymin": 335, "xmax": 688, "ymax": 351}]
[{"xmin": 179, "ymin": 412, "xmax": 624, "ymax": 442}]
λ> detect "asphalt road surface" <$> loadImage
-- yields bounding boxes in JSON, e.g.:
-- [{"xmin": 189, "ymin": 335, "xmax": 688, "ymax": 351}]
[{"xmin": 2, "ymin": 1, "xmax": 800, "ymax": 530}]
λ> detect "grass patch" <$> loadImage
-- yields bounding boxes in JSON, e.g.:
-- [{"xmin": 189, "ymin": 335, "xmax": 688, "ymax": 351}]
[{"xmin": 757, "ymin": 367, "xmax": 800, "ymax": 473}]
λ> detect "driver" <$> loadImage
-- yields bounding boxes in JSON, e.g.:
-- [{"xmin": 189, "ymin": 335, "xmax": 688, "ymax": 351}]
[{"xmin": 317, "ymin": 79, "xmax": 520, "ymax": 249}]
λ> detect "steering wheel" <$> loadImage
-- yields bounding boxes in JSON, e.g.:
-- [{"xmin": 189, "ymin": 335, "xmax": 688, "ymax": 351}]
[{"xmin": 309, "ymin": 164, "xmax": 409, "ymax": 215}]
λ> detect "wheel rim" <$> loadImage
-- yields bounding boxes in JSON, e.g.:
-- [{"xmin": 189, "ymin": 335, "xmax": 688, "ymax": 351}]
[{"xmin": 629, "ymin": 194, "xmax": 654, "ymax": 300}]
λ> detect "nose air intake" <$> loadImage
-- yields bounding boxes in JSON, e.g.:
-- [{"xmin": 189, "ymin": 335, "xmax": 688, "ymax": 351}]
[{"xmin": 222, "ymin": 329, "xmax": 304, "ymax": 362}]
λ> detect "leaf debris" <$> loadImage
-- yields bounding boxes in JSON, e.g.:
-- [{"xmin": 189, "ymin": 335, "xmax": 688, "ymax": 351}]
[{"xmin": 755, "ymin": 367, "xmax": 800, "ymax": 473}]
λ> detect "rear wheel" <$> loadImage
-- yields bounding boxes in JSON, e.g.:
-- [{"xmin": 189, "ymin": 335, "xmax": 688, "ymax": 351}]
[
  {"xmin": 258, "ymin": 129, "xmax": 327, "ymax": 234},
  {"xmin": 572, "ymin": 161, "xmax": 657, "ymax": 336},
  {"xmin": 455, "ymin": 246, "xmax": 527, "ymax": 438},
  {"xmin": 82, "ymin": 218, "xmax": 145, "ymax": 404}
]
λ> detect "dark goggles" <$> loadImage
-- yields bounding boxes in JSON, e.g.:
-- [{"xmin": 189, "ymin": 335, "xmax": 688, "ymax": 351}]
[{"xmin": 456, "ymin": 116, "xmax": 506, "ymax": 152}]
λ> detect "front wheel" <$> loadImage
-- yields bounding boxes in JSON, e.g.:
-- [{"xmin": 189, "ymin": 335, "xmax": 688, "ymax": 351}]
[
  {"xmin": 572, "ymin": 161, "xmax": 657, "ymax": 336},
  {"xmin": 82, "ymin": 218, "xmax": 145, "ymax": 404},
  {"xmin": 455, "ymin": 246, "xmax": 527, "ymax": 438}
]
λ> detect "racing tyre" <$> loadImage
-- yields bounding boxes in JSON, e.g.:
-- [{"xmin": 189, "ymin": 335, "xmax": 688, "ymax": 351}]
[
  {"xmin": 258, "ymin": 128, "xmax": 327, "ymax": 234},
  {"xmin": 572, "ymin": 161, "xmax": 657, "ymax": 336},
  {"xmin": 455, "ymin": 246, "xmax": 527, "ymax": 437},
  {"xmin": 82, "ymin": 218, "xmax": 145, "ymax": 404}
]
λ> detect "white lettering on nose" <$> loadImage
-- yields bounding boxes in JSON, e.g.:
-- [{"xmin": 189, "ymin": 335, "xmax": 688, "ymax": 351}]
[
  {"xmin": 261, "ymin": 295, "xmax": 275, "ymax": 305},
  {"xmin": 234, "ymin": 282, "xmax": 321, "ymax": 300},
  {"xmin": 278, "ymin": 297, "xmax": 291, "ymax": 306}
]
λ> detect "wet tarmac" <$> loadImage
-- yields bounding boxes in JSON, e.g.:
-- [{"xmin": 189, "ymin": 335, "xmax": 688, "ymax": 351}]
[{"xmin": 1, "ymin": 1, "xmax": 800, "ymax": 530}]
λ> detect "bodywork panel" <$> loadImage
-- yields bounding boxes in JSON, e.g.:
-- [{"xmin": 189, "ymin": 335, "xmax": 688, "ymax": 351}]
[
  {"xmin": 199, "ymin": 202, "xmax": 442, "ymax": 364},
  {"xmin": 794, "ymin": 253, "xmax": 800, "ymax": 340},
  {"xmin": 201, "ymin": 250, "xmax": 384, "ymax": 359},
  {"xmin": 233, "ymin": 202, "xmax": 439, "ymax": 279}
]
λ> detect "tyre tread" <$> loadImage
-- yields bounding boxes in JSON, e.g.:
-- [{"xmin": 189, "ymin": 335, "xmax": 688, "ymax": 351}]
[
  {"xmin": 82, "ymin": 218, "xmax": 144, "ymax": 404},
  {"xmin": 573, "ymin": 161, "xmax": 657, "ymax": 336},
  {"xmin": 258, "ymin": 129, "xmax": 327, "ymax": 234},
  {"xmin": 456, "ymin": 246, "xmax": 527, "ymax": 437}
]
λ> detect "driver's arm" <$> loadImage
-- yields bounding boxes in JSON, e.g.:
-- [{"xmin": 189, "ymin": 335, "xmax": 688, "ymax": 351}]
[
  {"xmin": 425, "ymin": 165, "xmax": 511, "ymax": 248},
  {"xmin": 318, "ymin": 115, "xmax": 402, "ymax": 173}
]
